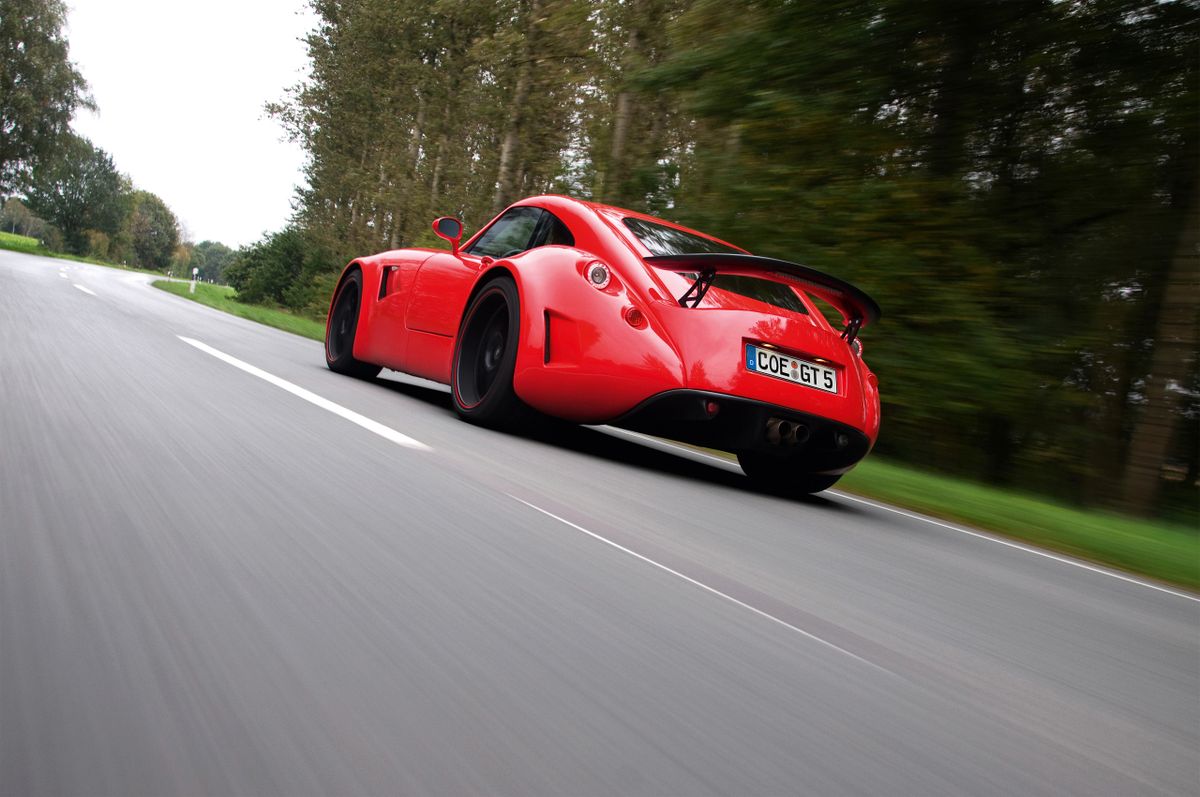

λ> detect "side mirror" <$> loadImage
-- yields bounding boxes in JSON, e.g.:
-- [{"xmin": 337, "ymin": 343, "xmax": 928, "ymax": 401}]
[{"xmin": 432, "ymin": 216, "xmax": 463, "ymax": 255}]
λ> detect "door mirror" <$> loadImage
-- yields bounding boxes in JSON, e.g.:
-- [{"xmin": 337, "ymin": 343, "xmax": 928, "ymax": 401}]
[{"xmin": 432, "ymin": 216, "xmax": 463, "ymax": 255}]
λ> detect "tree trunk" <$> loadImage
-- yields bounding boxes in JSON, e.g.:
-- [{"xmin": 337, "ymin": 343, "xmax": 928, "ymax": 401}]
[
  {"xmin": 391, "ymin": 95, "xmax": 428, "ymax": 249},
  {"xmin": 927, "ymin": 10, "xmax": 981, "ymax": 179},
  {"xmin": 606, "ymin": 90, "xmax": 633, "ymax": 203},
  {"xmin": 493, "ymin": 0, "xmax": 541, "ymax": 214},
  {"xmin": 1119, "ymin": 165, "xmax": 1200, "ymax": 515}
]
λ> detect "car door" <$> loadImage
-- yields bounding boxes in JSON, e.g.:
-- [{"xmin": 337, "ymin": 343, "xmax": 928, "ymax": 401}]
[{"xmin": 405, "ymin": 206, "xmax": 546, "ymax": 337}]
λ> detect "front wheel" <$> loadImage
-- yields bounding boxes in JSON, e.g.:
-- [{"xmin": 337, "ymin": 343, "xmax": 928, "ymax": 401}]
[
  {"xmin": 451, "ymin": 276, "xmax": 526, "ymax": 427},
  {"xmin": 737, "ymin": 452, "xmax": 842, "ymax": 495},
  {"xmin": 325, "ymin": 270, "xmax": 381, "ymax": 379}
]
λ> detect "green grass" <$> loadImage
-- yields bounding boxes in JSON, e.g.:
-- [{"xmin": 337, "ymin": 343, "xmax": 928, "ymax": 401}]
[
  {"xmin": 152, "ymin": 274, "xmax": 1198, "ymax": 590},
  {"xmin": 152, "ymin": 280, "xmax": 327, "ymax": 341},
  {"xmin": 0, "ymin": 230, "xmax": 46, "ymax": 254}
]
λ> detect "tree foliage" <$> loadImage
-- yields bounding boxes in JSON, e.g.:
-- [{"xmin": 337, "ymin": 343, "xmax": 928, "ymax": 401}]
[
  {"xmin": 0, "ymin": 0, "xmax": 93, "ymax": 193},
  {"xmin": 124, "ymin": 190, "xmax": 179, "ymax": 270},
  {"xmin": 261, "ymin": 0, "xmax": 1196, "ymax": 517},
  {"xmin": 24, "ymin": 133, "xmax": 128, "ymax": 254},
  {"xmin": 1, "ymin": 196, "xmax": 38, "ymax": 235},
  {"xmin": 224, "ymin": 227, "xmax": 335, "ymax": 313},
  {"xmin": 191, "ymin": 239, "xmax": 236, "ymax": 282}
]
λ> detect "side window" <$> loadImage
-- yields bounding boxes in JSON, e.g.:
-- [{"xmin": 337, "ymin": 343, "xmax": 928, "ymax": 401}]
[
  {"xmin": 466, "ymin": 207, "xmax": 543, "ymax": 257},
  {"xmin": 532, "ymin": 213, "xmax": 575, "ymax": 248}
]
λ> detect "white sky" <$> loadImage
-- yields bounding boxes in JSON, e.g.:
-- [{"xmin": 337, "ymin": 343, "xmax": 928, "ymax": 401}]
[{"xmin": 65, "ymin": 1, "xmax": 317, "ymax": 247}]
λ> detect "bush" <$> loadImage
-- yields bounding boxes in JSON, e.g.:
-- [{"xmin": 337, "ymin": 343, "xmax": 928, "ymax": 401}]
[
  {"xmin": 225, "ymin": 228, "xmax": 339, "ymax": 312},
  {"xmin": 39, "ymin": 224, "xmax": 64, "ymax": 252},
  {"xmin": 85, "ymin": 229, "xmax": 110, "ymax": 260}
]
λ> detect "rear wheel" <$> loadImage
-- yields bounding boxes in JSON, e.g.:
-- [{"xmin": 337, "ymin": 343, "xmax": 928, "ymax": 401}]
[
  {"xmin": 737, "ymin": 452, "xmax": 841, "ymax": 495},
  {"xmin": 451, "ymin": 276, "xmax": 526, "ymax": 427},
  {"xmin": 325, "ymin": 270, "xmax": 381, "ymax": 379}
]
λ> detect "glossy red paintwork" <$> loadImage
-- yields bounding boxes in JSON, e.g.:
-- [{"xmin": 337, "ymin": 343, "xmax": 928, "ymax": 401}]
[{"xmin": 328, "ymin": 195, "xmax": 881, "ymax": 448}]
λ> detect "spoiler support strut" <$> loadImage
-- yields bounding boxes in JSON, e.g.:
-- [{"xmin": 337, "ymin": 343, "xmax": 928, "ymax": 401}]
[
  {"xmin": 678, "ymin": 269, "xmax": 717, "ymax": 308},
  {"xmin": 840, "ymin": 318, "xmax": 863, "ymax": 345}
]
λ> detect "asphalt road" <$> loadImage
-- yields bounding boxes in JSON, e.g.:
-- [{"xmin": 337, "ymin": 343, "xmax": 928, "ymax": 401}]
[{"xmin": 1, "ymin": 250, "xmax": 1197, "ymax": 797}]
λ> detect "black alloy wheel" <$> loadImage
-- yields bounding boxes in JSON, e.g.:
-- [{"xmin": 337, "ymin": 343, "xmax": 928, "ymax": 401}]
[
  {"xmin": 451, "ymin": 276, "xmax": 525, "ymax": 426},
  {"xmin": 325, "ymin": 270, "xmax": 381, "ymax": 379}
]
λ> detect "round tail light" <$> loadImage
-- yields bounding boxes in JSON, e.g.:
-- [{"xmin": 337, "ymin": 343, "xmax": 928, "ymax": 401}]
[{"xmin": 585, "ymin": 261, "xmax": 610, "ymax": 289}]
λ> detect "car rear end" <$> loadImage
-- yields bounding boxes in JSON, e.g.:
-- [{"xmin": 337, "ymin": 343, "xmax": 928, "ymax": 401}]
[{"xmin": 606, "ymin": 213, "xmax": 881, "ymax": 475}]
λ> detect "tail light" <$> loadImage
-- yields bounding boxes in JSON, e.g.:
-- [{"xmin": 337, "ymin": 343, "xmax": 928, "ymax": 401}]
[{"xmin": 585, "ymin": 261, "xmax": 610, "ymax": 289}]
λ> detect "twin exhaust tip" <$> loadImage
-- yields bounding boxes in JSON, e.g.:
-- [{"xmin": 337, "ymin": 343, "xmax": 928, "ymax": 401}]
[
  {"xmin": 766, "ymin": 417, "xmax": 809, "ymax": 447},
  {"xmin": 765, "ymin": 418, "xmax": 851, "ymax": 449}
]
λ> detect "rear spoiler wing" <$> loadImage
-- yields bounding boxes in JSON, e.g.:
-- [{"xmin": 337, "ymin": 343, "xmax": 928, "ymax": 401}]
[{"xmin": 645, "ymin": 253, "xmax": 881, "ymax": 340}]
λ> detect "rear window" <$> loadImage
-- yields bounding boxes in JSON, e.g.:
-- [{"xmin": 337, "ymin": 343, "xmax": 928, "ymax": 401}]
[
  {"xmin": 623, "ymin": 217, "xmax": 742, "ymax": 256},
  {"xmin": 709, "ymin": 274, "xmax": 808, "ymax": 314},
  {"xmin": 626, "ymin": 217, "xmax": 806, "ymax": 314}
]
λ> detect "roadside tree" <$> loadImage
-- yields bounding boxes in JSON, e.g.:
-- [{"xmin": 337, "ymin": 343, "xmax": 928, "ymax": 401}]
[
  {"xmin": 25, "ymin": 134, "xmax": 128, "ymax": 253},
  {"xmin": 125, "ymin": 190, "xmax": 179, "ymax": 270},
  {"xmin": 0, "ymin": 0, "xmax": 92, "ymax": 192}
]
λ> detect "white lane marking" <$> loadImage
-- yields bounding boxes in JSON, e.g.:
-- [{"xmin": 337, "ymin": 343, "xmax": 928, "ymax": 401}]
[
  {"xmin": 831, "ymin": 492, "xmax": 1200, "ymax": 604},
  {"xmin": 177, "ymin": 336, "xmax": 431, "ymax": 452},
  {"xmin": 608, "ymin": 432, "xmax": 1199, "ymax": 604},
  {"xmin": 59, "ymin": 273, "xmax": 69, "ymax": 279},
  {"xmin": 73, "ymin": 284, "xmax": 97, "ymax": 296},
  {"xmin": 509, "ymin": 495, "xmax": 891, "ymax": 673}
]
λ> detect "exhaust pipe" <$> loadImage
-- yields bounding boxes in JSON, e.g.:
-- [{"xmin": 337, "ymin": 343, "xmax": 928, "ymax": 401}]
[{"xmin": 766, "ymin": 418, "xmax": 809, "ymax": 446}]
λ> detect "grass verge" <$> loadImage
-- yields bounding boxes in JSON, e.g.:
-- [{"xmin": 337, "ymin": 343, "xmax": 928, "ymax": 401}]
[
  {"xmin": 153, "ymin": 276, "xmax": 1198, "ymax": 590},
  {"xmin": 0, "ymin": 230, "xmax": 46, "ymax": 254},
  {"xmin": 152, "ymin": 280, "xmax": 326, "ymax": 340}
]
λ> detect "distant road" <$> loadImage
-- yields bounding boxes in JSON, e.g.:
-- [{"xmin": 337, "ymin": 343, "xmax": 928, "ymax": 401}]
[{"xmin": 1, "ymin": 250, "xmax": 1196, "ymax": 796}]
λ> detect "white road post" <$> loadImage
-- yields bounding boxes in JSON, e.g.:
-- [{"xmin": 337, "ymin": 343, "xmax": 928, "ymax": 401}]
[{"xmin": 190, "ymin": 266, "xmax": 198, "ymax": 294}]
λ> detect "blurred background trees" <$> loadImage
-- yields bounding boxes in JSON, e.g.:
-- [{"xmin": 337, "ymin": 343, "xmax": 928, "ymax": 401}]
[{"xmin": 256, "ymin": 0, "xmax": 1195, "ymax": 519}]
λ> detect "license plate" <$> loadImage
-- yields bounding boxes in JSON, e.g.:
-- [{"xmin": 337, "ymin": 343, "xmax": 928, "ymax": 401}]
[{"xmin": 745, "ymin": 344, "xmax": 838, "ymax": 394}]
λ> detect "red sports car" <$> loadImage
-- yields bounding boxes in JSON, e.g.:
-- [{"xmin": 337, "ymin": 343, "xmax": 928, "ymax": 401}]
[{"xmin": 325, "ymin": 195, "xmax": 881, "ymax": 494}]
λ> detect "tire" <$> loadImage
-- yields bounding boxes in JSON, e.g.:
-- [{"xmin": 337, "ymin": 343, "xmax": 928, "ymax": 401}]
[
  {"xmin": 325, "ymin": 270, "xmax": 381, "ymax": 379},
  {"xmin": 737, "ymin": 451, "xmax": 842, "ymax": 495},
  {"xmin": 451, "ymin": 276, "xmax": 526, "ymax": 426}
]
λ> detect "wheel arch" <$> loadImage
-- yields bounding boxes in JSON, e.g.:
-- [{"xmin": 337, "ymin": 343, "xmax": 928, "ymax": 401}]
[{"xmin": 326, "ymin": 259, "xmax": 383, "ymax": 364}]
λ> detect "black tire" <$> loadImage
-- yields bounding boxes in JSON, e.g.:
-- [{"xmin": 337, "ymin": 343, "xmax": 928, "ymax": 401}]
[
  {"xmin": 451, "ymin": 276, "xmax": 526, "ymax": 426},
  {"xmin": 325, "ymin": 270, "xmax": 381, "ymax": 379},
  {"xmin": 737, "ymin": 451, "xmax": 842, "ymax": 495}
]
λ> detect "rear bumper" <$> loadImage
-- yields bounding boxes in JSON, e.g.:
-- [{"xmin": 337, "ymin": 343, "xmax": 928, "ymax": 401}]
[{"xmin": 611, "ymin": 390, "xmax": 872, "ymax": 472}]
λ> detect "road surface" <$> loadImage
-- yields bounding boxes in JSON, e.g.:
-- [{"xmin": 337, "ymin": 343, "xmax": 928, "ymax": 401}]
[{"xmin": 1, "ymin": 251, "xmax": 1197, "ymax": 796}]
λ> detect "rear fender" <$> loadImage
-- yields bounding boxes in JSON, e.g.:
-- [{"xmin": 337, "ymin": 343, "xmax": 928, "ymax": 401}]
[{"xmin": 496, "ymin": 247, "xmax": 686, "ymax": 423}]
